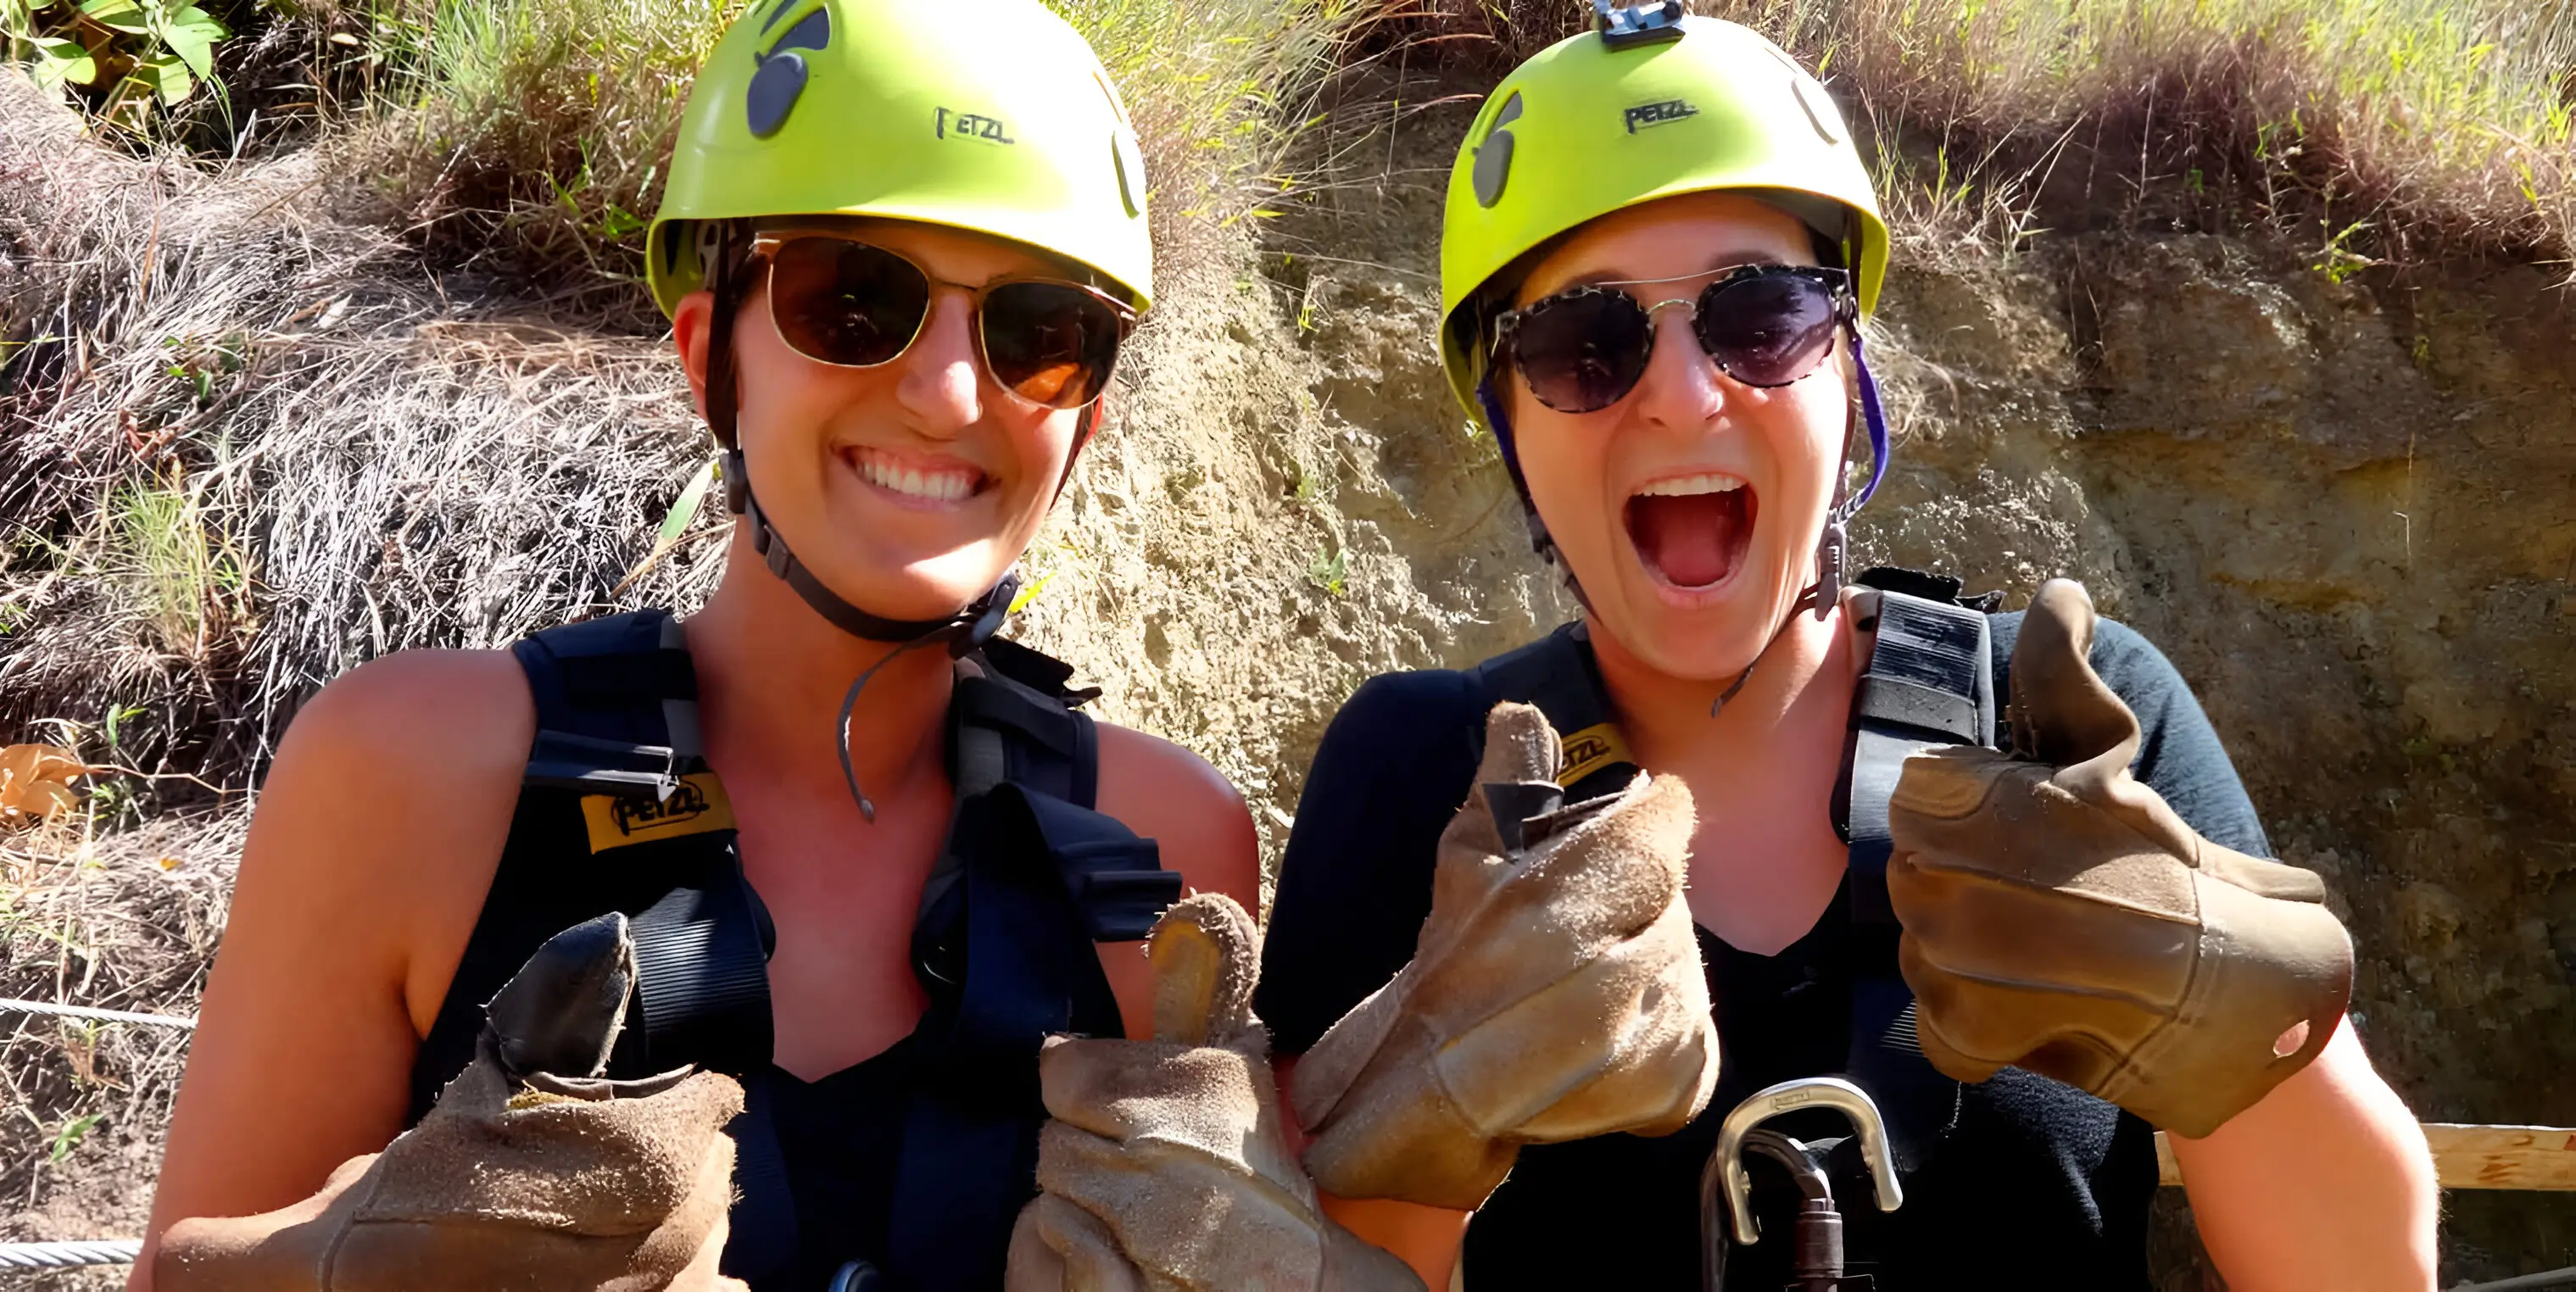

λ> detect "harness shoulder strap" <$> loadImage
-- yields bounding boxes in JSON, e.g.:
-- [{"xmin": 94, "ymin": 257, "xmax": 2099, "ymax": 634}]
[
  {"xmin": 1835, "ymin": 567, "xmax": 1999, "ymax": 1168},
  {"xmin": 511, "ymin": 611, "xmax": 795, "ymax": 1282},
  {"xmin": 889, "ymin": 639, "xmax": 1180, "ymax": 1292},
  {"xmin": 1466, "ymin": 621, "xmax": 1640, "ymax": 801}
]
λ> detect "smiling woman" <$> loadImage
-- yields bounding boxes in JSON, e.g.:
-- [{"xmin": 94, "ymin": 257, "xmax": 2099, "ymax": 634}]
[{"xmin": 132, "ymin": 2, "xmax": 1268, "ymax": 1289}]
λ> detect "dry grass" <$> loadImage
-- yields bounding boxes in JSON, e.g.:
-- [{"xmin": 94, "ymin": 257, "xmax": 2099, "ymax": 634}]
[
  {"xmin": 1387, "ymin": 0, "xmax": 2575, "ymax": 271},
  {"xmin": 0, "ymin": 810, "xmax": 238, "ymax": 1245},
  {"xmin": 332, "ymin": 0, "xmax": 1372, "ymax": 329}
]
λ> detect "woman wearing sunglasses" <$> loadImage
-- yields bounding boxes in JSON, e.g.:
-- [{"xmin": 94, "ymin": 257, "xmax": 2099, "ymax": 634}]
[
  {"xmin": 1256, "ymin": 14, "xmax": 2436, "ymax": 1290},
  {"xmin": 135, "ymin": 3, "xmax": 1272, "ymax": 1289}
]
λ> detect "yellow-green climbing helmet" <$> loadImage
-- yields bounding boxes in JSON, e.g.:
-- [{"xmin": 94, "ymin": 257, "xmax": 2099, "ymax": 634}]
[
  {"xmin": 1438, "ymin": 9, "xmax": 1887, "ymax": 423},
  {"xmin": 646, "ymin": 0, "xmax": 1154, "ymax": 318}
]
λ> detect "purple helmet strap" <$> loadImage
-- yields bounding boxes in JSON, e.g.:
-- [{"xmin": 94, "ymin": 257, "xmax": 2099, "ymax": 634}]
[
  {"xmin": 1840, "ymin": 322, "xmax": 1893, "ymax": 522},
  {"xmin": 1807, "ymin": 322, "xmax": 1893, "ymax": 618},
  {"xmin": 1477, "ymin": 371, "xmax": 1555, "ymax": 561}
]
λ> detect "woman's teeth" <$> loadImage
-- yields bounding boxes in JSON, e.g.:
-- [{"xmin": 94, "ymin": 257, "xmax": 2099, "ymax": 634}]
[
  {"xmin": 855, "ymin": 450, "xmax": 979, "ymax": 503},
  {"xmin": 1636, "ymin": 473, "xmax": 1746, "ymax": 498}
]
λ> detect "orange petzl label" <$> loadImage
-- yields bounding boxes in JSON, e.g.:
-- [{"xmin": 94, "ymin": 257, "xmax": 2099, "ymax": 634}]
[
  {"xmin": 581, "ymin": 773, "xmax": 736, "ymax": 853},
  {"xmin": 1557, "ymin": 722, "xmax": 1631, "ymax": 788}
]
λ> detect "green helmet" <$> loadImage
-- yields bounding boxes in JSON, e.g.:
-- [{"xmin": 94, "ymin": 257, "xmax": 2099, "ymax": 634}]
[
  {"xmin": 645, "ymin": 0, "xmax": 1154, "ymax": 318},
  {"xmin": 1438, "ymin": 12, "xmax": 1887, "ymax": 425}
]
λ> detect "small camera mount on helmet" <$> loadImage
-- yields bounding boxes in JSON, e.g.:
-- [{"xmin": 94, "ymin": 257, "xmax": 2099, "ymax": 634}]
[{"xmin": 1594, "ymin": 0, "xmax": 1686, "ymax": 49}]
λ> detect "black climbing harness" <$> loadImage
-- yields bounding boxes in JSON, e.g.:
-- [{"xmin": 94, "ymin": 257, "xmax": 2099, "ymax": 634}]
[{"xmin": 416, "ymin": 609, "xmax": 1180, "ymax": 1291}]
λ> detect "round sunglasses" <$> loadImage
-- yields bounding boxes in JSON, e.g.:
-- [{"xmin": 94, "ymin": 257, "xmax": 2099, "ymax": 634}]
[
  {"xmin": 750, "ymin": 232, "xmax": 1137, "ymax": 409},
  {"xmin": 1494, "ymin": 265, "xmax": 1854, "ymax": 415}
]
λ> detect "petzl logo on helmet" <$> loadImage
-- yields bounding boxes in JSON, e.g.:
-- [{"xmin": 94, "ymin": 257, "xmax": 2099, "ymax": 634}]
[
  {"xmin": 934, "ymin": 108, "xmax": 1016, "ymax": 144},
  {"xmin": 1472, "ymin": 91, "xmax": 1525, "ymax": 209},
  {"xmin": 745, "ymin": 6, "xmax": 832, "ymax": 140},
  {"xmin": 1623, "ymin": 98, "xmax": 1698, "ymax": 133}
]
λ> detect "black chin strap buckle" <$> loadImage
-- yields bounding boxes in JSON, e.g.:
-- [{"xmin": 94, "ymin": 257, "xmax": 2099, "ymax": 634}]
[
  {"xmin": 722, "ymin": 449, "xmax": 750, "ymax": 516},
  {"xmin": 957, "ymin": 573, "xmax": 1018, "ymax": 657}
]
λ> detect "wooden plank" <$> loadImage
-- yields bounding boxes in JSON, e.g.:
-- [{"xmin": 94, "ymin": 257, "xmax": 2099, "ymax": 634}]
[{"xmin": 2155, "ymin": 1124, "xmax": 2576, "ymax": 1190}]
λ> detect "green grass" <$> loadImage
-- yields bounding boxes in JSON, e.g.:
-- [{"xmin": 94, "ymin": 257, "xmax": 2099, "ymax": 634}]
[
  {"xmin": 1419, "ymin": 0, "xmax": 2573, "ymax": 268},
  {"xmin": 107, "ymin": 472, "xmax": 250, "ymax": 659}
]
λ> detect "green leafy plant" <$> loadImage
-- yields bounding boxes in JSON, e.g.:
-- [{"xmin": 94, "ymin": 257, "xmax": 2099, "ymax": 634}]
[
  {"xmin": 1307, "ymin": 543, "xmax": 1347, "ymax": 597},
  {"xmin": 4, "ymin": 0, "xmax": 230, "ymax": 127},
  {"xmin": 47, "ymin": 1111, "xmax": 103, "ymax": 1165}
]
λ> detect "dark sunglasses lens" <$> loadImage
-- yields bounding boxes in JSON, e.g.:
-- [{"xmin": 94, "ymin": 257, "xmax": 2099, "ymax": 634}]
[
  {"xmin": 980, "ymin": 281, "xmax": 1124, "ymax": 409},
  {"xmin": 768, "ymin": 238, "xmax": 931, "ymax": 367},
  {"xmin": 1513, "ymin": 290, "xmax": 1652, "ymax": 413},
  {"xmin": 1694, "ymin": 272, "xmax": 1839, "ymax": 387}
]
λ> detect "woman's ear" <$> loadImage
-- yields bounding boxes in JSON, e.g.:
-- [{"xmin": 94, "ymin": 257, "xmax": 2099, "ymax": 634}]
[{"xmin": 672, "ymin": 289, "xmax": 716, "ymax": 421}]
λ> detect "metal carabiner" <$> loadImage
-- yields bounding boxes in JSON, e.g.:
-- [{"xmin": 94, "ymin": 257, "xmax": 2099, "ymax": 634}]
[{"xmin": 1701, "ymin": 1077, "xmax": 1906, "ymax": 1290}]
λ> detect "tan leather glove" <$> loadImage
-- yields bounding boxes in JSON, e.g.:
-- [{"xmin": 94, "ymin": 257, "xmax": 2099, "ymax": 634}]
[
  {"xmin": 1288, "ymin": 702, "xmax": 1718, "ymax": 1211},
  {"xmin": 1006, "ymin": 893, "xmax": 1424, "ymax": 1292},
  {"xmin": 159, "ymin": 915, "xmax": 748, "ymax": 1292},
  {"xmin": 1886, "ymin": 578, "xmax": 2354, "ymax": 1138}
]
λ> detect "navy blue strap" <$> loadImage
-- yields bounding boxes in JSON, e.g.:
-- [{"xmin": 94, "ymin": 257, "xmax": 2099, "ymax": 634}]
[
  {"xmin": 1466, "ymin": 621, "xmax": 1641, "ymax": 804},
  {"xmin": 718, "ymin": 1072, "xmax": 800, "ymax": 1284},
  {"xmin": 625, "ymin": 861, "xmax": 775, "ymax": 1077},
  {"xmin": 891, "ymin": 783, "xmax": 1136, "ymax": 1291}
]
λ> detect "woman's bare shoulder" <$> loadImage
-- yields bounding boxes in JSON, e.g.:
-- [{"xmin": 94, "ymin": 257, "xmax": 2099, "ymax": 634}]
[
  {"xmin": 144, "ymin": 649, "xmax": 537, "ymax": 1258},
  {"xmin": 247, "ymin": 648, "xmax": 535, "ymax": 1019},
  {"xmin": 1092, "ymin": 722, "xmax": 1261, "ymax": 914}
]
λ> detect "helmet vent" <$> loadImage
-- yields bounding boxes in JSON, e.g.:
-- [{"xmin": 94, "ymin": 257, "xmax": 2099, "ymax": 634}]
[
  {"xmin": 746, "ymin": 7, "xmax": 833, "ymax": 140},
  {"xmin": 1472, "ymin": 92, "xmax": 1524, "ymax": 209}
]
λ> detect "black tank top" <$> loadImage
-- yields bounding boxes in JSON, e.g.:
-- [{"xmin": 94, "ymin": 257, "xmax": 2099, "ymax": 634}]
[{"xmin": 408, "ymin": 754, "xmax": 923, "ymax": 1288}]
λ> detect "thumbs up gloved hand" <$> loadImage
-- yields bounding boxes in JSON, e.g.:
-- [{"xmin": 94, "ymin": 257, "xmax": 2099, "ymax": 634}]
[
  {"xmin": 158, "ymin": 914, "xmax": 748, "ymax": 1292},
  {"xmin": 1288, "ymin": 702, "xmax": 1719, "ymax": 1211},
  {"xmin": 1886, "ymin": 579, "xmax": 2354, "ymax": 1139},
  {"xmin": 1006, "ymin": 893, "xmax": 1424, "ymax": 1292}
]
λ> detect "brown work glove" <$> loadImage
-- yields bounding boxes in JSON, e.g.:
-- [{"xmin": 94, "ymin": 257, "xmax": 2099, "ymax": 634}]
[
  {"xmin": 1886, "ymin": 579, "xmax": 2354, "ymax": 1139},
  {"xmin": 159, "ymin": 915, "xmax": 747, "ymax": 1292},
  {"xmin": 1288, "ymin": 703, "xmax": 1718, "ymax": 1211},
  {"xmin": 1006, "ymin": 893, "xmax": 1423, "ymax": 1292}
]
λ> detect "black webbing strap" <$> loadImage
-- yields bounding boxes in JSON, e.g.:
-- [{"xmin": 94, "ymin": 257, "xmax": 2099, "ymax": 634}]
[
  {"xmin": 890, "ymin": 783, "xmax": 1144, "ymax": 1292},
  {"xmin": 1466, "ymin": 621, "xmax": 1641, "ymax": 804},
  {"xmin": 1838, "ymin": 588, "xmax": 1996, "ymax": 922},
  {"xmin": 1835, "ymin": 579, "xmax": 1998, "ymax": 1169},
  {"xmin": 511, "ymin": 610, "xmax": 797, "ymax": 1284}
]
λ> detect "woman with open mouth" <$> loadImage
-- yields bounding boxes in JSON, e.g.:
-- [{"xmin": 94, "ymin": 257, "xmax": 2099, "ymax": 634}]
[{"xmin": 1256, "ymin": 11, "xmax": 2438, "ymax": 1290}]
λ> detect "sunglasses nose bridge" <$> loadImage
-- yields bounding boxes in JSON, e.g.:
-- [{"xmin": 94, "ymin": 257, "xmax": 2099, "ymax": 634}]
[{"xmin": 1629, "ymin": 298, "xmax": 1734, "ymax": 425}]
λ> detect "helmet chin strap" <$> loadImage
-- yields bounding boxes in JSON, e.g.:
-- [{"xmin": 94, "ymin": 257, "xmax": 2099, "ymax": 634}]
[
  {"xmin": 700, "ymin": 221, "xmax": 1022, "ymax": 821},
  {"xmin": 1475, "ymin": 318, "xmax": 1893, "ymax": 718}
]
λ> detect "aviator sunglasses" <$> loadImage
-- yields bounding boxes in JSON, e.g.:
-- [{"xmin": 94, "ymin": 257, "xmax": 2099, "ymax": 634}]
[
  {"xmin": 750, "ymin": 231, "xmax": 1137, "ymax": 409},
  {"xmin": 1495, "ymin": 264, "xmax": 1855, "ymax": 414}
]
